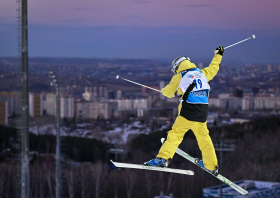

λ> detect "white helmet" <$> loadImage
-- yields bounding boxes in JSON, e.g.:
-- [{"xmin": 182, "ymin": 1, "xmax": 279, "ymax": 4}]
[{"xmin": 171, "ymin": 56, "xmax": 190, "ymax": 74}]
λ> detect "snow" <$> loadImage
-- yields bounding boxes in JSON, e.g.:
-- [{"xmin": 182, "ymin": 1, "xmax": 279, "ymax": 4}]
[
  {"xmin": 29, "ymin": 121, "xmax": 152, "ymax": 144},
  {"xmin": 101, "ymin": 121, "xmax": 151, "ymax": 144},
  {"xmin": 29, "ymin": 124, "xmax": 56, "ymax": 136}
]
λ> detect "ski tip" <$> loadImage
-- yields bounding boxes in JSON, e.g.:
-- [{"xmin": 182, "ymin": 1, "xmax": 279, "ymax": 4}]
[
  {"xmin": 110, "ymin": 160, "xmax": 119, "ymax": 169},
  {"xmin": 243, "ymin": 191, "xmax": 248, "ymax": 195},
  {"xmin": 188, "ymin": 171, "xmax": 195, "ymax": 175}
]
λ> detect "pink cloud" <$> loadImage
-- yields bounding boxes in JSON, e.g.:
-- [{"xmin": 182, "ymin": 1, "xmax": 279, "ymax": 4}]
[{"xmin": 1, "ymin": 0, "xmax": 280, "ymax": 30}]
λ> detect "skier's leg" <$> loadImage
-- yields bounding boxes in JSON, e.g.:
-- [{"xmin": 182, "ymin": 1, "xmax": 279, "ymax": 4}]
[
  {"xmin": 192, "ymin": 122, "xmax": 218, "ymax": 170},
  {"xmin": 156, "ymin": 116, "xmax": 193, "ymax": 160}
]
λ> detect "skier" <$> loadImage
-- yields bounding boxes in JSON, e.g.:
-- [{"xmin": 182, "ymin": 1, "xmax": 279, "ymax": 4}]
[{"xmin": 144, "ymin": 45, "xmax": 224, "ymax": 175}]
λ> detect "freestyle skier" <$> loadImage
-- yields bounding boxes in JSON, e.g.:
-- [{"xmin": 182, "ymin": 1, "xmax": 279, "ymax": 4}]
[{"xmin": 144, "ymin": 45, "xmax": 224, "ymax": 175}]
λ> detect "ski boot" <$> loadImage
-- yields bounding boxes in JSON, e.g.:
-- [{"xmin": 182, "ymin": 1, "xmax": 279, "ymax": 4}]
[
  {"xmin": 143, "ymin": 158, "xmax": 172, "ymax": 168},
  {"xmin": 196, "ymin": 159, "xmax": 219, "ymax": 176}
]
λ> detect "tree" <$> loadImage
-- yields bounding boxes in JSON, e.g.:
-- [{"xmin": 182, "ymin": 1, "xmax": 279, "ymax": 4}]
[
  {"xmin": 46, "ymin": 165, "xmax": 55, "ymax": 198},
  {"xmin": 79, "ymin": 164, "xmax": 91, "ymax": 198},
  {"xmin": 66, "ymin": 166, "xmax": 79, "ymax": 198},
  {"xmin": 121, "ymin": 169, "xmax": 138, "ymax": 198},
  {"xmin": 144, "ymin": 170, "xmax": 155, "ymax": 197},
  {"xmin": 90, "ymin": 161, "xmax": 107, "ymax": 198}
]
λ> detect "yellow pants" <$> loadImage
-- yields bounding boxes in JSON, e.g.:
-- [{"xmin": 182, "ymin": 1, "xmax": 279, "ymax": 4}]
[{"xmin": 157, "ymin": 115, "xmax": 218, "ymax": 170}]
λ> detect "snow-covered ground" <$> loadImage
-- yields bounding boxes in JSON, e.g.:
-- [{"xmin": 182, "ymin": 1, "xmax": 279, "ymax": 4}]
[
  {"xmin": 29, "ymin": 117, "xmax": 243, "ymax": 144},
  {"xmin": 29, "ymin": 124, "xmax": 56, "ymax": 136},
  {"xmin": 101, "ymin": 121, "xmax": 151, "ymax": 144},
  {"xmin": 29, "ymin": 121, "xmax": 160, "ymax": 144}
]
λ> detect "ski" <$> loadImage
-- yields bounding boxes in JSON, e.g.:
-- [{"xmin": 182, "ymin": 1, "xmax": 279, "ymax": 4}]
[
  {"xmin": 160, "ymin": 139, "xmax": 248, "ymax": 195},
  {"xmin": 110, "ymin": 160, "xmax": 194, "ymax": 175}
]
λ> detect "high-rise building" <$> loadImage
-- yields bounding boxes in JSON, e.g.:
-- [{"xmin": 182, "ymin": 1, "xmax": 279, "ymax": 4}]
[
  {"xmin": 116, "ymin": 90, "xmax": 122, "ymax": 99},
  {"xmin": 29, "ymin": 93, "xmax": 43, "ymax": 117},
  {"xmin": 98, "ymin": 86, "xmax": 103, "ymax": 98},
  {"xmin": 76, "ymin": 101, "xmax": 116, "ymax": 120},
  {"xmin": 93, "ymin": 86, "xmax": 98, "ymax": 98},
  {"xmin": 82, "ymin": 89, "xmax": 94, "ymax": 101},
  {"xmin": 60, "ymin": 96, "xmax": 74, "ymax": 118},
  {"xmin": 0, "ymin": 92, "xmax": 20, "ymax": 116},
  {"xmin": 267, "ymin": 64, "xmax": 273, "ymax": 72},
  {"xmin": 43, "ymin": 93, "xmax": 56, "ymax": 116},
  {"xmin": 103, "ymin": 87, "xmax": 108, "ymax": 99},
  {"xmin": 84, "ymin": 87, "xmax": 89, "ymax": 92},
  {"xmin": 43, "ymin": 93, "xmax": 74, "ymax": 118},
  {"xmin": 82, "ymin": 86, "xmax": 108, "ymax": 100}
]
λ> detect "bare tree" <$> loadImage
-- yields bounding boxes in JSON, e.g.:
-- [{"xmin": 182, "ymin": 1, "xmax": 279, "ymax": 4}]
[
  {"xmin": 159, "ymin": 172, "xmax": 164, "ymax": 194},
  {"xmin": 79, "ymin": 164, "xmax": 91, "ymax": 198},
  {"xmin": 29, "ymin": 164, "xmax": 48, "ymax": 198},
  {"xmin": 144, "ymin": 170, "xmax": 155, "ymax": 197},
  {"xmin": 90, "ymin": 161, "xmax": 108, "ymax": 198},
  {"xmin": 38, "ymin": 167, "xmax": 47, "ymax": 198},
  {"xmin": 91, "ymin": 162, "xmax": 102, "ymax": 198},
  {"xmin": 121, "ymin": 169, "xmax": 138, "ymax": 198},
  {"xmin": 66, "ymin": 166, "xmax": 79, "ymax": 198},
  {"xmin": 5, "ymin": 164, "xmax": 12, "ymax": 198},
  {"xmin": 46, "ymin": 166, "xmax": 55, "ymax": 198},
  {"xmin": 30, "ymin": 165, "xmax": 38, "ymax": 198},
  {"xmin": 166, "ymin": 173, "xmax": 174, "ymax": 194}
]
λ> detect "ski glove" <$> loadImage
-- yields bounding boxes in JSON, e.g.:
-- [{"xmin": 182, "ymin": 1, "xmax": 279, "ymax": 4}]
[{"xmin": 216, "ymin": 45, "xmax": 224, "ymax": 56}]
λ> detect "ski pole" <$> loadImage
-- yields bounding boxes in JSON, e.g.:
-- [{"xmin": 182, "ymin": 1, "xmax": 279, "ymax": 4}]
[
  {"xmin": 116, "ymin": 75, "xmax": 161, "ymax": 92},
  {"xmin": 214, "ymin": 35, "xmax": 256, "ymax": 54}
]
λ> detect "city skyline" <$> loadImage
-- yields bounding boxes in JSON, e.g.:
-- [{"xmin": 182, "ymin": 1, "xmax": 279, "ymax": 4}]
[{"xmin": 1, "ymin": 0, "xmax": 280, "ymax": 63}]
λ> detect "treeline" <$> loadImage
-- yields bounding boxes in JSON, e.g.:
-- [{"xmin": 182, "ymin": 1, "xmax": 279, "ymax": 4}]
[
  {"xmin": 30, "ymin": 135, "xmax": 107, "ymax": 162},
  {"xmin": 0, "ymin": 125, "xmax": 108, "ymax": 163},
  {"xmin": 0, "ymin": 117, "xmax": 280, "ymax": 197}
]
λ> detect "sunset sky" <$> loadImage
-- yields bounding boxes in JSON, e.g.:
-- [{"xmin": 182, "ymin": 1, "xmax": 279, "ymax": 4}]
[{"xmin": 1, "ymin": 0, "xmax": 280, "ymax": 64}]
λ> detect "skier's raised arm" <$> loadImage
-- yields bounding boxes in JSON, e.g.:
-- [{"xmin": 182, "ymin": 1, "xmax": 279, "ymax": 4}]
[{"xmin": 201, "ymin": 45, "xmax": 224, "ymax": 82}]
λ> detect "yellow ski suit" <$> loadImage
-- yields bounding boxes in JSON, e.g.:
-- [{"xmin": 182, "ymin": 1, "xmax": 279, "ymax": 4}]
[{"xmin": 157, "ymin": 54, "xmax": 223, "ymax": 170}]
